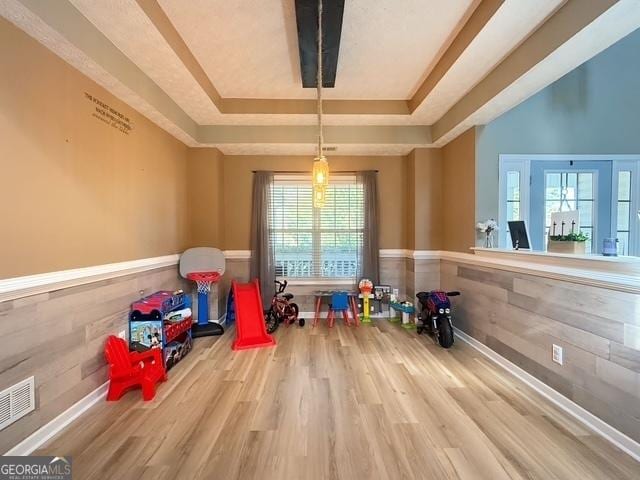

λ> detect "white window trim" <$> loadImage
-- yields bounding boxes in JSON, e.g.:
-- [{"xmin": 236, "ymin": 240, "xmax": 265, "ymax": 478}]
[
  {"xmin": 498, "ymin": 157, "xmax": 530, "ymax": 248},
  {"xmin": 612, "ymin": 160, "xmax": 640, "ymax": 256},
  {"xmin": 283, "ymin": 278, "xmax": 356, "ymax": 286},
  {"xmin": 499, "ymin": 154, "xmax": 640, "ymax": 252}
]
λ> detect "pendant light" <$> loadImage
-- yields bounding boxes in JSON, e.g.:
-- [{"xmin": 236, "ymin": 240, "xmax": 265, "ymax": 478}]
[{"xmin": 312, "ymin": 0, "xmax": 329, "ymax": 207}]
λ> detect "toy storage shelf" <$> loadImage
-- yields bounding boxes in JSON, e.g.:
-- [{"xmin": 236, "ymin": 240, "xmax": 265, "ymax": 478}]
[{"xmin": 129, "ymin": 290, "xmax": 193, "ymax": 371}]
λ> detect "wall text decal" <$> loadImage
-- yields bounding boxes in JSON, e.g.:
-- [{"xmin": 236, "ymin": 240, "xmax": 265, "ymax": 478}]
[{"xmin": 84, "ymin": 92, "xmax": 133, "ymax": 135}]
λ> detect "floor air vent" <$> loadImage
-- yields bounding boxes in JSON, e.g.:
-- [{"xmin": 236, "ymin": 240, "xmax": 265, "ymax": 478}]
[{"xmin": 0, "ymin": 376, "xmax": 35, "ymax": 431}]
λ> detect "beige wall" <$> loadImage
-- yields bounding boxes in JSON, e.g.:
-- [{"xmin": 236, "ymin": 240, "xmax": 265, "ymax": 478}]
[
  {"xmin": 187, "ymin": 148, "xmax": 224, "ymax": 248},
  {"xmin": 221, "ymin": 155, "xmax": 407, "ymax": 250},
  {"xmin": 442, "ymin": 128, "xmax": 476, "ymax": 252},
  {"xmin": 0, "ymin": 15, "xmax": 476, "ymax": 282},
  {"xmin": 406, "ymin": 148, "xmax": 443, "ymax": 250},
  {"xmin": 0, "ymin": 18, "xmax": 190, "ymax": 279}
]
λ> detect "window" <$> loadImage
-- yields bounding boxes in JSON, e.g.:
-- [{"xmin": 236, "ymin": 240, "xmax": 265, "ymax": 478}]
[
  {"xmin": 500, "ymin": 155, "xmax": 640, "ymax": 256},
  {"xmin": 269, "ymin": 175, "xmax": 364, "ymax": 278},
  {"xmin": 616, "ymin": 171, "xmax": 632, "ymax": 255},
  {"xmin": 498, "ymin": 159, "xmax": 529, "ymax": 248},
  {"xmin": 506, "ymin": 171, "xmax": 521, "ymax": 223}
]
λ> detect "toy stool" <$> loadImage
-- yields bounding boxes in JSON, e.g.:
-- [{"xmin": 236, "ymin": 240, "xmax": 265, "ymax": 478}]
[{"xmin": 326, "ymin": 292, "xmax": 353, "ymax": 327}]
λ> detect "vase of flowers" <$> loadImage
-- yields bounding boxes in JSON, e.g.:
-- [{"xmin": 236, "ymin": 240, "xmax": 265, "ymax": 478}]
[{"xmin": 476, "ymin": 219, "xmax": 499, "ymax": 248}]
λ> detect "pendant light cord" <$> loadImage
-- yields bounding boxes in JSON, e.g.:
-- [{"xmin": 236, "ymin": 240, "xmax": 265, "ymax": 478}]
[{"xmin": 317, "ymin": 0, "xmax": 323, "ymax": 158}]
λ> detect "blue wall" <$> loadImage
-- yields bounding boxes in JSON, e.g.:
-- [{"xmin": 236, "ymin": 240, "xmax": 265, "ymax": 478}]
[{"xmin": 475, "ymin": 27, "xmax": 640, "ymax": 221}]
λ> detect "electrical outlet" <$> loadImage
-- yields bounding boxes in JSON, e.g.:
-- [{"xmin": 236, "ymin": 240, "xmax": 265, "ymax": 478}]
[
  {"xmin": 118, "ymin": 330, "xmax": 127, "ymax": 340},
  {"xmin": 552, "ymin": 344, "xmax": 563, "ymax": 365}
]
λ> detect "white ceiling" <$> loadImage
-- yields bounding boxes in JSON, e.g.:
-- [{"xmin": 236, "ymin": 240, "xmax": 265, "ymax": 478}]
[
  {"xmin": 65, "ymin": 0, "xmax": 563, "ymax": 126},
  {"xmin": 158, "ymin": 0, "xmax": 475, "ymax": 100}
]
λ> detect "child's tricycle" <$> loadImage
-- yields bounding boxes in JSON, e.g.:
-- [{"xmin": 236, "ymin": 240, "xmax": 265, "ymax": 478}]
[{"xmin": 415, "ymin": 290, "xmax": 460, "ymax": 348}]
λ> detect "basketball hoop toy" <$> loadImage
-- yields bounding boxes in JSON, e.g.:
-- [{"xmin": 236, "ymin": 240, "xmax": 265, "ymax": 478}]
[
  {"xmin": 179, "ymin": 248, "xmax": 226, "ymax": 337},
  {"xmin": 187, "ymin": 272, "xmax": 221, "ymax": 327}
]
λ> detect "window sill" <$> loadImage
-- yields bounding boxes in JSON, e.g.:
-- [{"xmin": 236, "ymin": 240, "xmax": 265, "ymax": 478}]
[{"xmin": 278, "ymin": 278, "xmax": 356, "ymax": 286}]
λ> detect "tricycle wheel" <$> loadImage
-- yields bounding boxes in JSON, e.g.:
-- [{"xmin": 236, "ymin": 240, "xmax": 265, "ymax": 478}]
[
  {"xmin": 298, "ymin": 318, "xmax": 305, "ymax": 327},
  {"xmin": 416, "ymin": 326, "xmax": 424, "ymax": 335}
]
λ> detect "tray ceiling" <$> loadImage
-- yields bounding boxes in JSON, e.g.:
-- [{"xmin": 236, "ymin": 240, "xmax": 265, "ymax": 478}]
[{"xmin": 3, "ymin": 0, "xmax": 640, "ymax": 154}]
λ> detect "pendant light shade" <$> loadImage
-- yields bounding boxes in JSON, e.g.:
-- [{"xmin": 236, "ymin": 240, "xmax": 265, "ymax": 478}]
[
  {"xmin": 312, "ymin": 155, "xmax": 329, "ymax": 188},
  {"xmin": 313, "ymin": 183, "xmax": 327, "ymax": 208}
]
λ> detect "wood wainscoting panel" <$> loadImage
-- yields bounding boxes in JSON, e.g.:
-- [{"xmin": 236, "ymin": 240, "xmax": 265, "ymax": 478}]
[
  {"xmin": 441, "ymin": 260, "xmax": 640, "ymax": 444},
  {"xmin": 0, "ymin": 266, "xmax": 188, "ymax": 454}
]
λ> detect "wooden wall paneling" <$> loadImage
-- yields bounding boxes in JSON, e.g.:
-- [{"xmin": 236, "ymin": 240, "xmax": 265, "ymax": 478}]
[
  {"xmin": 442, "ymin": 259, "xmax": 640, "ymax": 444},
  {"xmin": 0, "ymin": 266, "xmax": 187, "ymax": 454}
]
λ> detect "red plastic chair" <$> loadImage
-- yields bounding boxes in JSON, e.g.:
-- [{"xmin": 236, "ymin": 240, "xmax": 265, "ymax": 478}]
[{"xmin": 104, "ymin": 336, "xmax": 167, "ymax": 401}]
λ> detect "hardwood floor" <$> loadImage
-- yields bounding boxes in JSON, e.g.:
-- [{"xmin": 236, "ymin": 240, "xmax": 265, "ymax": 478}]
[{"xmin": 37, "ymin": 321, "xmax": 640, "ymax": 479}]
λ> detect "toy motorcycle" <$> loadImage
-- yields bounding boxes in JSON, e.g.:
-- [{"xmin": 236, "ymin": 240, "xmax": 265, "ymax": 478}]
[
  {"xmin": 415, "ymin": 290, "xmax": 460, "ymax": 348},
  {"xmin": 265, "ymin": 280, "xmax": 304, "ymax": 334}
]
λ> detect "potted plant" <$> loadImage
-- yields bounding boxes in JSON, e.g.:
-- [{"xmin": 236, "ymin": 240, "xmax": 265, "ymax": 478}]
[{"xmin": 547, "ymin": 232, "xmax": 588, "ymax": 254}]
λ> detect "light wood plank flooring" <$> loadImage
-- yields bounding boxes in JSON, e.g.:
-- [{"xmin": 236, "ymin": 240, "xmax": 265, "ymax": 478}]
[{"xmin": 37, "ymin": 321, "xmax": 640, "ymax": 479}]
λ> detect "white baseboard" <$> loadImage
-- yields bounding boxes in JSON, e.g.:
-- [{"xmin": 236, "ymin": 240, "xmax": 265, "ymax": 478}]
[
  {"xmin": 454, "ymin": 327, "xmax": 640, "ymax": 463},
  {"xmin": 5, "ymin": 382, "xmax": 109, "ymax": 456}
]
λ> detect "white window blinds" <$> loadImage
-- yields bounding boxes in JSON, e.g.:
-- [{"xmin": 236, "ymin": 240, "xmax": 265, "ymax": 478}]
[{"xmin": 269, "ymin": 175, "xmax": 364, "ymax": 278}]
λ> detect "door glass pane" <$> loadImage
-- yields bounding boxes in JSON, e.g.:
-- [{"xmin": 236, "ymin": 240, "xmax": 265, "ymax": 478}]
[
  {"xmin": 546, "ymin": 173, "xmax": 561, "ymax": 199},
  {"xmin": 617, "ymin": 202, "xmax": 630, "ymax": 231},
  {"xmin": 578, "ymin": 173, "xmax": 593, "ymax": 199},
  {"xmin": 506, "ymin": 201, "xmax": 519, "ymax": 221},
  {"xmin": 617, "ymin": 232, "xmax": 629, "ymax": 256},
  {"xmin": 618, "ymin": 171, "xmax": 631, "ymax": 201},
  {"xmin": 545, "ymin": 201, "xmax": 561, "ymax": 228},
  {"xmin": 579, "ymin": 202, "xmax": 593, "ymax": 227},
  {"xmin": 580, "ymin": 227, "xmax": 593, "ymax": 252},
  {"xmin": 565, "ymin": 173, "xmax": 578, "ymax": 200},
  {"xmin": 507, "ymin": 171, "xmax": 520, "ymax": 201}
]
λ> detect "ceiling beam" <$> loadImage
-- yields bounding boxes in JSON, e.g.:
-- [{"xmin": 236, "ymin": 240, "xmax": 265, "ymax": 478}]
[
  {"xmin": 135, "ymin": 0, "xmax": 223, "ymax": 111},
  {"xmin": 408, "ymin": 0, "xmax": 504, "ymax": 112},
  {"xmin": 197, "ymin": 125, "xmax": 431, "ymax": 146},
  {"xmin": 295, "ymin": 0, "xmax": 345, "ymax": 88},
  {"xmin": 431, "ymin": 0, "xmax": 622, "ymax": 143},
  {"xmin": 220, "ymin": 98, "xmax": 409, "ymax": 115}
]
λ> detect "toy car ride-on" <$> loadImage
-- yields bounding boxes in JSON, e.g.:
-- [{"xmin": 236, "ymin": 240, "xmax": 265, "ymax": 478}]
[
  {"xmin": 264, "ymin": 280, "xmax": 304, "ymax": 334},
  {"xmin": 415, "ymin": 290, "xmax": 460, "ymax": 348}
]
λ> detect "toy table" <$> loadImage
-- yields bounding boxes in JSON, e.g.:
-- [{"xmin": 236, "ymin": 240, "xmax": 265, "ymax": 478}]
[
  {"xmin": 389, "ymin": 301, "xmax": 415, "ymax": 329},
  {"xmin": 312, "ymin": 291, "xmax": 360, "ymax": 326},
  {"xmin": 129, "ymin": 291, "xmax": 193, "ymax": 371}
]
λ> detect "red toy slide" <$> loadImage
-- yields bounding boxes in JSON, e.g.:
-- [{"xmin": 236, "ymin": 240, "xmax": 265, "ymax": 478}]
[{"xmin": 232, "ymin": 279, "xmax": 276, "ymax": 351}]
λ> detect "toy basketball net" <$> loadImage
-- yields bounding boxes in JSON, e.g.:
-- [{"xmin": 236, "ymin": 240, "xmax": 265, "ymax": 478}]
[
  {"xmin": 187, "ymin": 272, "xmax": 221, "ymax": 294},
  {"xmin": 180, "ymin": 248, "xmax": 226, "ymax": 327}
]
